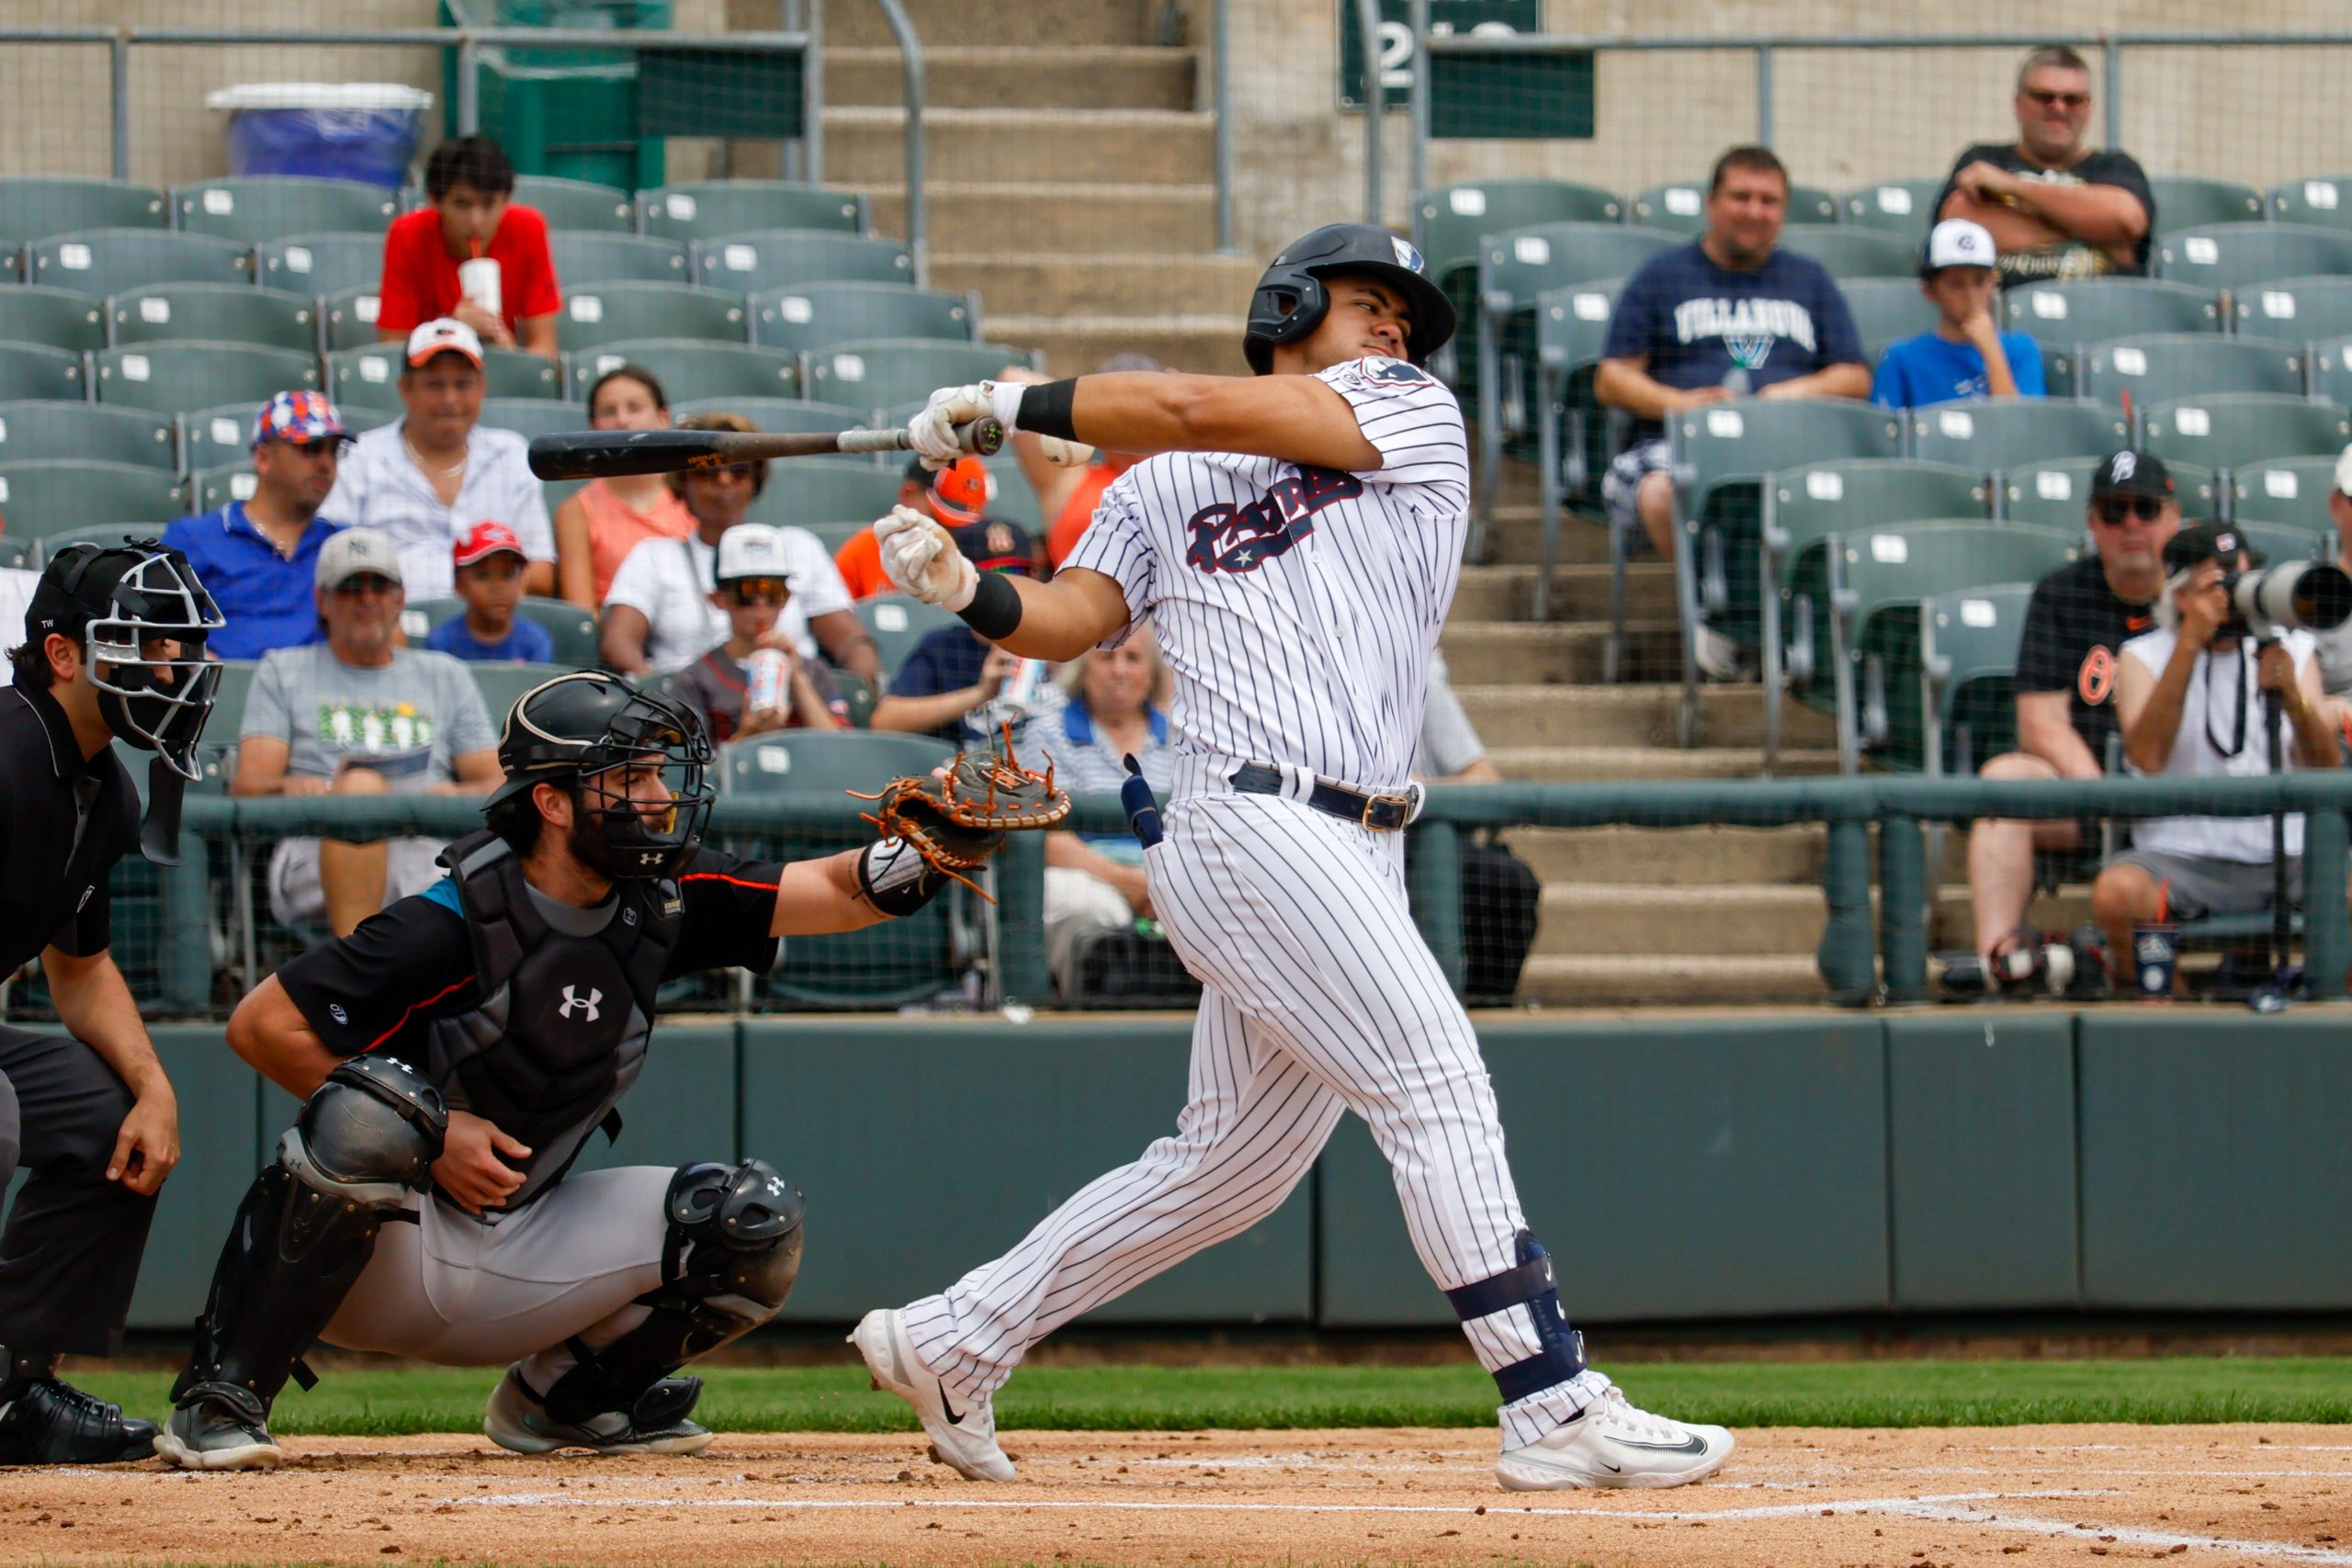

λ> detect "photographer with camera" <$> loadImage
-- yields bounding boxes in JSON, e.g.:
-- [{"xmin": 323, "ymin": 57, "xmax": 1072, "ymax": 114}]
[{"xmin": 2091, "ymin": 522, "xmax": 2343, "ymax": 987}]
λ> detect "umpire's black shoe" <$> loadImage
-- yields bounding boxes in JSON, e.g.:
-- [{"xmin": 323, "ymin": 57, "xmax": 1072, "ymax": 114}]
[
  {"xmin": 0, "ymin": 1377, "xmax": 160, "ymax": 1464},
  {"xmin": 153, "ymin": 1382, "xmax": 282, "ymax": 1472}
]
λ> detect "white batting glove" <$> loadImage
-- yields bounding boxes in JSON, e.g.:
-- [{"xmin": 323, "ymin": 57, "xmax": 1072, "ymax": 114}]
[
  {"xmin": 874, "ymin": 504, "xmax": 977, "ymax": 610},
  {"xmin": 906, "ymin": 380, "xmax": 1028, "ymax": 469}
]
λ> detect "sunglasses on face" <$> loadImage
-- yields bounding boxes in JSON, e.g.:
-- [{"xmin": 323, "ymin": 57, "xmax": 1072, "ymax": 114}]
[
  {"xmin": 725, "ymin": 577, "xmax": 791, "ymax": 605},
  {"xmin": 2023, "ymin": 88, "xmax": 2091, "ymax": 109},
  {"xmin": 2095, "ymin": 495, "xmax": 2166, "ymax": 525},
  {"xmin": 332, "ymin": 574, "xmax": 399, "ymax": 597}
]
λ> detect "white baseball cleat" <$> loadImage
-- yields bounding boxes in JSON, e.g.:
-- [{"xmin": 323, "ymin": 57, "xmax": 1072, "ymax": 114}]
[
  {"xmin": 1495, "ymin": 1371, "xmax": 1734, "ymax": 1490},
  {"xmin": 848, "ymin": 1307, "xmax": 1015, "ymax": 1482}
]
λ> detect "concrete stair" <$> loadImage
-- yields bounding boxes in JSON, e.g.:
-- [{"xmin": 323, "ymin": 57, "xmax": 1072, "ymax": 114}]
[
  {"xmin": 822, "ymin": 0, "xmax": 1169, "ymax": 49},
  {"xmin": 1537, "ymin": 884, "xmax": 1829, "ymax": 958},
  {"xmin": 822, "ymin": 46, "xmax": 1196, "ymax": 111},
  {"xmin": 1520, "ymin": 954, "xmax": 1828, "ymax": 1007}
]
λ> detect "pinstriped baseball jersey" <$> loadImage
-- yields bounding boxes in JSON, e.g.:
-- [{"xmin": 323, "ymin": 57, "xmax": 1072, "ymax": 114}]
[{"xmin": 1062, "ymin": 355, "xmax": 1470, "ymax": 789}]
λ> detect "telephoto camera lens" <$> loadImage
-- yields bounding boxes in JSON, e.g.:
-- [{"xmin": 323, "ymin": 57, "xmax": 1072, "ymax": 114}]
[{"xmin": 2223, "ymin": 561, "xmax": 2352, "ymax": 637}]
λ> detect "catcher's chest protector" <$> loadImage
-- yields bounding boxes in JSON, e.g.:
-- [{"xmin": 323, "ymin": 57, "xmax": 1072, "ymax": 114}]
[{"xmin": 427, "ymin": 829, "xmax": 684, "ymax": 1206}]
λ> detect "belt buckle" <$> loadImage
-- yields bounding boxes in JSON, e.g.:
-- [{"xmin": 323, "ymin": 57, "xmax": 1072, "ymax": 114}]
[{"xmin": 1360, "ymin": 792, "xmax": 1413, "ymax": 831}]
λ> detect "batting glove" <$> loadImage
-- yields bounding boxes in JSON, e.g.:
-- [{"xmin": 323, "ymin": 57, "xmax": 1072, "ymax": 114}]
[
  {"xmin": 875, "ymin": 505, "xmax": 977, "ymax": 610},
  {"xmin": 907, "ymin": 380, "xmax": 1027, "ymax": 469}
]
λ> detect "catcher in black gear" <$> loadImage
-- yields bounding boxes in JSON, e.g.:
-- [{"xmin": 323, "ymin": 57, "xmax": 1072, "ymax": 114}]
[{"xmin": 157, "ymin": 673, "xmax": 1061, "ymax": 1472}]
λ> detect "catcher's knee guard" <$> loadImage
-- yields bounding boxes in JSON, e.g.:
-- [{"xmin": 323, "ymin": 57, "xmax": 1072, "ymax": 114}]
[
  {"xmin": 173, "ymin": 1055, "xmax": 447, "ymax": 1412},
  {"xmin": 1446, "ymin": 1231, "xmax": 1588, "ymax": 1404},
  {"xmin": 537, "ymin": 1158, "xmax": 804, "ymax": 1425}
]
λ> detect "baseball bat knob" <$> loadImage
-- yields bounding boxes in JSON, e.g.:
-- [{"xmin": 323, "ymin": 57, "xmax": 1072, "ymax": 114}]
[{"xmin": 960, "ymin": 417, "xmax": 1005, "ymax": 458}]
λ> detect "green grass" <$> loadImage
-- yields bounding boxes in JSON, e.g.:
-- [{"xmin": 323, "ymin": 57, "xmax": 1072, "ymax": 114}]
[{"xmin": 72, "ymin": 1357, "xmax": 2352, "ymax": 1435}]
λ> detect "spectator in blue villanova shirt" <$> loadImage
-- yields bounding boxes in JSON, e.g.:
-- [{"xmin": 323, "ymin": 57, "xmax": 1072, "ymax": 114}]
[
  {"xmin": 1596, "ymin": 145, "xmax": 1870, "ymax": 678},
  {"xmin": 1872, "ymin": 218, "xmax": 2046, "ymax": 412}
]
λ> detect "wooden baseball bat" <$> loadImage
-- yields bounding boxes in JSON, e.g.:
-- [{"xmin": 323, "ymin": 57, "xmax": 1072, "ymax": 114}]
[{"xmin": 526, "ymin": 417, "xmax": 1004, "ymax": 480}]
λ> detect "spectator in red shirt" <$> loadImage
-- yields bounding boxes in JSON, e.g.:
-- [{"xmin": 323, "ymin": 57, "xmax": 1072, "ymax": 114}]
[{"xmin": 376, "ymin": 136, "xmax": 561, "ymax": 360}]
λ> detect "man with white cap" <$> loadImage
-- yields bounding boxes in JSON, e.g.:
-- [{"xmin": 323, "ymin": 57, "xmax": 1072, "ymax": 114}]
[
  {"xmin": 1871, "ymin": 218, "xmax": 2047, "ymax": 410},
  {"xmin": 232, "ymin": 527, "xmax": 503, "ymax": 938},
  {"xmin": 321, "ymin": 319, "xmax": 555, "ymax": 602}
]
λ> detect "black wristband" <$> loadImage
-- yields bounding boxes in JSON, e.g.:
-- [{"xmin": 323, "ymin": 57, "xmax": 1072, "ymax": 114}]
[
  {"xmin": 855, "ymin": 839, "xmax": 947, "ymax": 918},
  {"xmin": 957, "ymin": 569, "xmax": 1024, "ymax": 640},
  {"xmin": 1019, "ymin": 378, "xmax": 1080, "ymax": 442}
]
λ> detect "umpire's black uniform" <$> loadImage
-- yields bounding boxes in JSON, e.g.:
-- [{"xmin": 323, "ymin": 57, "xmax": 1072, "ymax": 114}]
[{"xmin": 0, "ymin": 679, "xmax": 162, "ymax": 1460}]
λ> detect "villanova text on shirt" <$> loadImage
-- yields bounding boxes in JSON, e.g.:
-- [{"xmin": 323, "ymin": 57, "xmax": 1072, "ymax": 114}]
[{"xmin": 1672, "ymin": 298, "xmax": 1819, "ymax": 349}]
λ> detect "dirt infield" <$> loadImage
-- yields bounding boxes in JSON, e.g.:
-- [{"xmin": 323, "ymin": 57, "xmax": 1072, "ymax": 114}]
[{"xmin": 2, "ymin": 1424, "xmax": 2346, "ymax": 1567}]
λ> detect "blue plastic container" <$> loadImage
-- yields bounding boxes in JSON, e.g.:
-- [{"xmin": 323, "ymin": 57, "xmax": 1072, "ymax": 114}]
[{"xmin": 208, "ymin": 84, "xmax": 435, "ymax": 190}]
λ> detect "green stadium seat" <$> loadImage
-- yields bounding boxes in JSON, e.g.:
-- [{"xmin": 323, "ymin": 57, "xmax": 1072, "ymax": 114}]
[
  {"xmin": 2146, "ymin": 175, "xmax": 2267, "ymax": 232},
  {"xmin": 254, "ymin": 232, "xmax": 384, "ymax": 297},
  {"xmin": 2141, "ymin": 393, "xmax": 2351, "ymax": 471},
  {"xmin": 548, "ymin": 232, "xmax": 690, "ymax": 287},
  {"xmin": 177, "ymin": 400, "xmax": 394, "ymax": 474},
  {"xmin": 2231, "ymin": 274, "xmax": 2352, "ymax": 343},
  {"xmin": 190, "ymin": 461, "xmax": 257, "ymax": 513},
  {"xmin": 327, "ymin": 343, "xmax": 562, "ymax": 402},
  {"xmin": 1772, "ymin": 226, "xmax": 1917, "ymax": 281},
  {"xmin": 689, "ymin": 231, "xmax": 914, "ymax": 293},
  {"xmin": 2233, "ymin": 518, "xmax": 2333, "ymax": 561},
  {"xmin": 855, "ymin": 593, "xmax": 962, "ymax": 682},
  {"xmin": 669, "ymin": 396, "xmax": 872, "ymax": 435},
  {"xmin": 172, "ymin": 176, "xmax": 397, "ymax": 243},
  {"xmin": 2001, "ymin": 456, "xmax": 2218, "ymax": 529},
  {"xmin": 0, "ymin": 459, "xmax": 188, "ymax": 541},
  {"xmin": 478, "ymin": 398, "xmax": 590, "ymax": 442},
  {"xmin": 320, "ymin": 284, "xmax": 383, "ymax": 352},
  {"xmin": 467, "ymin": 662, "xmax": 567, "ymax": 729},
  {"xmin": 1840, "ymin": 178, "xmax": 1943, "ymax": 243},
  {"xmin": 0, "ymin": 344, "xmax": 85, "ymax": 403},
  {"xmin": 557, "ymin": 281, "xmax": 749, "ymax": 353},
  {"xmin": 96, "ymin": 342, "xmax": 317, "ymax": 417},
  {"xmin": 2002, "ymin": 278, "xmax": 2222, "ymax": 396},
  {"xmin": 750, "ymin": 282, "xmax": 978, "ymax": 355},
  {"xmin": 109, "ymin": 284, "xmax": 318, "ymax": 355},
  {"xmin": 1525, "ymin": 280, "xmax": 1623, "ymax": 614},
  {"xmin": 805, "ymin": 339, "xmax": 1035, "ymax": 418},
  {"xmin": 28, "ymin": 229, "xmax": 252, "ymax": 298},
  {"xmin": 400, "ymin": 597, "xmax": 601, "ymax": 667},
  {"xmin": 2155, "ymin": 223, "xmax": 2352, "ymax": 294},
  {"xmin": 0, "ymin": 285, "xmax": 107, "ymax": 355},
  {"xmin": 0, "ymin": 176, "xmax": 165, "ymax": 273},
  {"xmin": 1907, "ymin": 396, "xmax": 2128, "ymax": 471},
  {"xmin": 746, "ymin": 459, "xmax": 905, "ymax": 531},
  {"xmin": 33, "ymin": 525, "xmax": 178, "ymax": 563},
  {"xmin": 0, "ymin": 400, "xmax": 173, "ymax": 468},
  {"xmin": 1839, "ymin": 276, "xmax": 1941, "ymax": 365},
  {"xmin": 0, "ymin": 536, "xmax": 31, "ymax": 570},
  {"xmin": 565, "ymin": 338, "xmax": 801, "ymax": 403},
  {"xmin": 638, "ymin": 180, "xmax": 866, "ymax": 243},
  {"xmin": 1919, "ymin": 581, "xmax": 2037, "ymax": 775},
  {"xmin": 1630, "ymin": 179, "xmax": 1837, "ymax": 235},
  {"xmin": 2269, "ymin": 175, "xmax": 2352, "ymax": 229},
  {"xmin": 2297, "ymin": 336, "xmax": 2352, "ymax": 408},
  {"xmin": 2079, "ymin": 333, "xmax": 2305, "ymax": 408},
  {"xmin": 2229, "ymin": 455, "xmax": 2343, "ymax": 529},
  {"xmin": 514, "ymin": 175, "xmax": 635, "ymax": 233},
  {"xmin": 1417, "ymin": 178, "xmax": 1623, "ymax": 386}
]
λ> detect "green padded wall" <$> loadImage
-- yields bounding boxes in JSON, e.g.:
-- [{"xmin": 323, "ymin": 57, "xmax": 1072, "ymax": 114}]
[
  {"xmin": 1885, "ymin": 1013, "xmax": 2078, "ymax": 1309},
  {"xmin": 127, "ymin": 1028, "xmax": 259, "ymax": 1330}
]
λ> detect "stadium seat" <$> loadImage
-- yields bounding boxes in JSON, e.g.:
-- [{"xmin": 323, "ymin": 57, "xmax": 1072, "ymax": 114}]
[
  {"xmin": 556, "ymin": 281, "xmax": 749, "ymax": 354},
  {"xmin": 548, "ymin": 232, "xmax": 690, "ymax": 287},
  {"xmin": 2268, "ymin": 175, "xmax": 2352, "ymax": 229},
  {"xmin": 478, "ymin": 398, "xmax": 590, "ymax": 442},
  {"xmin": 1838, "ymin": 276, "xmax": 1942, "ymax": 365},
  {"xmin": 0, "ymin": 459, "xmax": 188, "ymax": 542},
  {"xmin": 513, "ymin": 174, "xmax": 635, "ymax": 233},
  {"xmin": 400, "ymin": 597, "xmax": 601, "ymax": 667},
  {"xmin": 638, "ymin": 180, "xmax": 867, "ymax": 243},
  {"xmin": 108, "ymin": 284, "xmax": 318, "ymax": 355},
  {"xmin": 2155, "ymin": 223, "xmax": 2352, "ymax": 294},
  {"xmin": 1531, "ymin": 278, "xmax": 1622, "ymax": 566},
  {"xmin": 2001, "ymin": 278, "xmax": 2222, "ymax": 395},
  {"xmin": 2001, "ymin": 456, "xmax": 2218, "ymax": 528},
  {"xmin": 1417, "ymin": 177, "xmax": 1623, "ymax": 384},
  {"xmin": 467, "ymin": 662, "xmax": 566, "ymax": 728},
  {"xmin": 1839, "ymin": 178, "xmax": 1944, "ymax": 243},
  {"xmin": 750, "ymin": 282, "xmax": 978, "ymax": 355},
  {"xmin": 2140, "ymin": 392, "xmax": 2351, "ymax": 471},
  {"xmin": 1772, "ymin": 226, "xmax": 1917, "ymax": 281},
  {"xmin": 669, "ymin": 395, "xmax": 872, "ymax": 435},
  {"xmin": 1631, "ymin": 180, "xmax": 1838, "ymax": 235},
  {"xmin": 172, "ymin": 176, "xmax": 397, "ymax": 243},
  {"xmin": 95, "ymin": 342, "xmax": 317, "ymax": 416},
  {"xmin": 327, "ymin": 343, "xmax": 562, "ymax": 402},
  {"xmin": 855, "ymin": 593, "xmax": 963, "ymax": 681},
  {"xmin": 0, "ymin": 285, "xmax": 107, "ymax": 355},
  {"xmin": 2078, "ymin": 333, "xmax": 2304, "ymax": 407},
  {"xmin": 0, "ymin": 176, "xmax": 165, "ymax": 272},
  {"xmin": 28, "ymin": 229, "xmax": 251, "ymax": 298},
  {"xmin": 0, "ymin": 537, "xmax": 31, "ymax": 571},
  {"xmin": 805, "ymin": 339, "xmax": 1035, "ymax": 418},
  {"xmin": 0, "ymin": 400, "xmax": 174, "ymax": 468},
  {"xmin": 254, "ymin": 232, "xmax": 386, "ymax": 297},
  {"xmin": 2297, "ymin": 336, "xmax": 2352, "ymax": 408},
  {"xmin": 33, "ymin": 525, "xmax": 182, "ymax": 562},
  {"xmin": 178, "ymin": 400, "xmax": 394, "ymax": 473},
  {"xmin": 2231, "ymin": 274, "xmax": 2352, "ymax": 343},
  {"xmin": 688, "ymin": 231, "xmax": 914, "ymax": 293},
  {"xmin": 320, "ymin": 284, "xmax": 384, "ymax": 351},
  {"xmin": 1907, "ymin": 396, "xmax": 2128, "ymax": 471},
  {"xmin": 746, "ymin": 460, "xmax": 905, "ymax": 531},
  {"xmin": 2230, "ymin": 456, "xmax": 2344, "ymax": 530},
  {"xmin": 2145, "ymin": 175, "xmax": 2267, "ymax": 232},
  {"xmin": 190, "ymin": 461, "xmax": 258, "ymax": 512},
  {"xmin": 565, "ymin": 339, "xmax": 801, "ymax": 403},
  {"xmin": 2231, "ymin": 518, "xmax": 2331, "ymax": 562},
  {"xmin": 0, "ymin": 343, "xmax": 86, "ymax": 402},
  {"xmin": 1919, "ymin": 581, "xmax": 2037, "ymax": 775}
]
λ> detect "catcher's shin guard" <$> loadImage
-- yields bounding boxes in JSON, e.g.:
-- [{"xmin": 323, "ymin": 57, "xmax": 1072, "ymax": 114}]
[
  {"xmin": 1447, "ymin": 1231, "xmax": 1589, "ymax": 1404},
  {"xmin": 537, "ymin": 1159, "xmax": 804, "ymax": 1425},
  {"xmin": 173, "ymin": 1057, "xmax": 447, "ymax": 1412}
]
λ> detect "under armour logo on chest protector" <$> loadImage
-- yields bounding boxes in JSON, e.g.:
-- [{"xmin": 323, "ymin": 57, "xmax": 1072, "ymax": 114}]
[{"xmin": 559, "ymin": 985, "xmax": 603, "ymax": 1022}]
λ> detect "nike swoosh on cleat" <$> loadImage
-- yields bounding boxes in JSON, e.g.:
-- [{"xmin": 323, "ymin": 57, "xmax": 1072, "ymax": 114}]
[
  {"xmin": 1598, "ymin": 1459, "xmax": 1622, "ymax": 1472},
  {"xmin": 939, "ymin": 1381, "xmax": 965, "ymax": 1426},
  {"xmin": 1606, "ymin": 1433, "xmax": 1710, "ymax": 1454}
]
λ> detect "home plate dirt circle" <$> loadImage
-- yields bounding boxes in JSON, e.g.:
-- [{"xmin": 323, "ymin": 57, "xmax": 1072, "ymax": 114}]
[{"xmin": 1, "ymin": 1424, "xmax": 2346, "ymax": 1565}]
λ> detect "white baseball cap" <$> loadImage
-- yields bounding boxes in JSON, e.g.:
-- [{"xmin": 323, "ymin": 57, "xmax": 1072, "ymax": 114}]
[
  {"xmin": 714, "ymin": 523, "xmax": 791, "ymax": 584},
  {"xmin": 315, "ymin": 527, "xmax": 402, "ymax": 591},
  {"xmin": 1922, "ymin": 218, "xmax": 1997, "ymax": 274},
  {"xmin": 405, "ymin": 316, "xmax": 484, "ymax": 367},
  {"xmin": 2335, "ymin": 443, "xmax": 2352, "ymax": 498}
]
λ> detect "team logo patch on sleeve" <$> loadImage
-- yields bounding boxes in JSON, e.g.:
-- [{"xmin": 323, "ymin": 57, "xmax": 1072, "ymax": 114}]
[
  {"xmin": 1363, "ymin": 356, "xmax": 1432, "ymax": 385},
  {"xmin": 1184, "ymin": 467, "xmax": 1364, "ymax": 574}
]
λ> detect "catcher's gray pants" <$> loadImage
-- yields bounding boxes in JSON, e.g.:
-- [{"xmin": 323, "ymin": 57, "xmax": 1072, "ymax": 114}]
[{"xmin": 323, "ymin": 1165, "xmax": 673, "ymax": 1383}]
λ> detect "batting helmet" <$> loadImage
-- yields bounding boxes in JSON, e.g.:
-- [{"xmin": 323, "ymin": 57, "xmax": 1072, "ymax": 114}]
[
  {"xmin": 1241, "ymin": 222, "xmax": 1456, "ymax": 375},
  {"xmin": 486, "ymin": 671, "xmax": 716, "ymax": 878}
]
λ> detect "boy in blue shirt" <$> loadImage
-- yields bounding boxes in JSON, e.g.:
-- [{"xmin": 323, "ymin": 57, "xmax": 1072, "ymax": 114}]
[
  {"xmin": 423, "ymin": 521, "xmax": 554, "ymax": 662},
  {"xmin": 1872, "ymin": 219, "xmax": 2047, "ymax": 410}
]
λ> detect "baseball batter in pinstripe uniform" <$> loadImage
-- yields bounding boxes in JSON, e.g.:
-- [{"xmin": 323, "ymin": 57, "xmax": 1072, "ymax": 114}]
[{"xmin": 855, "ymin": 223, "xmax": 1734, "ymax": 1493}]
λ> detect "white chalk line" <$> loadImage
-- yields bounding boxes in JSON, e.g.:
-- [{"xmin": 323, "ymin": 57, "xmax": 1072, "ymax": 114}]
[{"xmin": 1873, "ymin": 1500, "xmax": 2352, "ymax": 1566}]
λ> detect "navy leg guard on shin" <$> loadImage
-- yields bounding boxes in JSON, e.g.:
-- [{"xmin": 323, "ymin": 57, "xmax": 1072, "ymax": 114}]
[{"xmin": 1444, "ymin": 1230, "xmax": 1588, "ymax": 1404}]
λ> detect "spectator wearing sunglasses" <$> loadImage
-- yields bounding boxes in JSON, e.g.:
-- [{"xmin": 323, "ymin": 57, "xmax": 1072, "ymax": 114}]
[
  {"xmin": 1961, "ymin": 450, "xmax": 2179, "ymax": 978},
  {"xmin": 667, "ymin": 524, "xmax": 845, "ymax": 742},
  {"xmin": 1936, "ymin": 45, "xmax": 2154, "ymax": 284}
]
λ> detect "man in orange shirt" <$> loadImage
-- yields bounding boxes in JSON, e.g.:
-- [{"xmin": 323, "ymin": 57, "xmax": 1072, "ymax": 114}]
[
  {"xmin": 376, "ymin": 136, "xmax": 561, "ymax": 360},
  {"xmin": 836, "ymin": 457, "xmax": 999, "ymax": 600}
]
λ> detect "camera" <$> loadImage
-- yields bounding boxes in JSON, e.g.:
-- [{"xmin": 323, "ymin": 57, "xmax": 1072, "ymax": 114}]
[
  {"xmin": 2217, "ymin": 561, "xmax": 2352, "ymax": 639},
  {"xmin": 1936, "ymin": 927, "xmax": 2111, "ymax": 1000}
]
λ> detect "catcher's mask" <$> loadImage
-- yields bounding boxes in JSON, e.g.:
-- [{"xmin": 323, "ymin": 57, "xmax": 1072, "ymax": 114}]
[{"xmin": 485, "ymin": 671, "xmax": 715, "ymax": 879}]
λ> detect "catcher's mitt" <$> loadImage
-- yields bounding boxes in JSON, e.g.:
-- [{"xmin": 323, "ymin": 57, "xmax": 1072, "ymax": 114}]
[{"xmin": 852, "ymin": 727, "xmax": 1071, "ymax": 899}]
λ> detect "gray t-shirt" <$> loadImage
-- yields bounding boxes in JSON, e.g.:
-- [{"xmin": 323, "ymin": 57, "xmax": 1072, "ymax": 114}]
[
  {"xmin": 243, "ymin": 643, "xmax": 495, "ymax": 787},
  {"xmin": 2316, "ymin": 617, "xmax": 2352, "ymax": 698},
  {"xmin": 1414, "ymin": 649, "xmax": 1487, "ymax": 778}
]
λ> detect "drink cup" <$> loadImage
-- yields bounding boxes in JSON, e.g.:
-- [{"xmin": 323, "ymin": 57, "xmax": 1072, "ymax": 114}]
[{"xmin": 458, "ymin": 256, "xmax": 503, "ymax": 317}]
